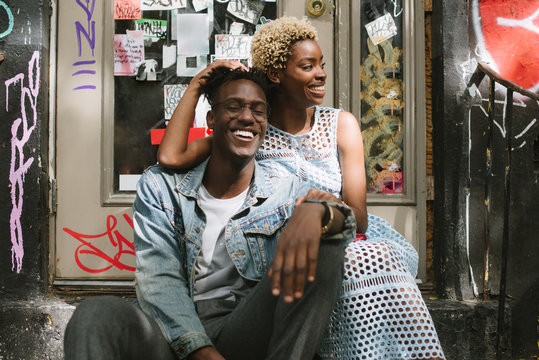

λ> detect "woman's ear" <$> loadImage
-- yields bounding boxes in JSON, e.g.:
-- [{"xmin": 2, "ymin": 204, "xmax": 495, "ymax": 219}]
[
  {"xmin": 206, "ymin": 110, "xmax": 215, "ymax": 130},
  {"xmin": 267, "ymin": 68, "xmax": 280, "ymax": 84}
]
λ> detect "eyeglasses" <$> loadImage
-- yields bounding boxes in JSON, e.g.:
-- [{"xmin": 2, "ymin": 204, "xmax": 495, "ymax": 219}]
[{"xmin": 212, "ymin": 99, "xmax": 269, "ymax": 121}]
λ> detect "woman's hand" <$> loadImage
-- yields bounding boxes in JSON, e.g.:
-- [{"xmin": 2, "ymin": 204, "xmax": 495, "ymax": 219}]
[
  {"xmin": 190, "ymin": 59, "xmax": 249, "ymax": 90},
  {"xmin": 295, "ymin": 188, "xmax": 342, "ymax": 206},
  {"xmin": 158, "ymin": 60, "xmax": 247, "ymax": 169}
]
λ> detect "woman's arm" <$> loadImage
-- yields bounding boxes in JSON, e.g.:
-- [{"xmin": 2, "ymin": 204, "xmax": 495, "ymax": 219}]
[
  {"xmin": 157, "ymin": 60, "xmax": 247, "ymax": 169},
  {"xmin": 336, "ymin": 110, "xmax": 368, "ymax": 233}
]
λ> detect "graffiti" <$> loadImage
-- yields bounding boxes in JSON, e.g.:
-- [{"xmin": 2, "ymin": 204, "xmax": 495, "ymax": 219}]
[
  {"xmin": 471, "ymin": 0, "xmax": 539, "ymax": 91},
  {"xmin": 4, "ymin": 51, "xmax": 40, "ymax": 273},
  {"xmin": 0, "ymin": 1, "xmax": 14, "ymax": 38},
  {"xmin": 360, "ymin": 38, "xmax": 404, "ymax": 193},
  {"xmin": 473, "ymin": 95, "xmax": 537, "ymax": 150},
  {"xmin": 214, "ymin": 35, "xmax": 252, "ymax": 58},
  {"xmin": 115, "ymin": 0, "xmax": 141, "ymax": 20},
  {"xmin": 497, "ymin": 8, "xmax": 539, "ymax": 34},
  {"xmin": 390, "ymin": 0, "xmax": 403, "ymax": 18},
  {"xmin": 141, "ymin": 0, "xmax": 187, "ymax": 10},
  {"xmin": 73, "ymin": 0, "xmax": 97, "ymax": 90},
  {"xmin": 63, "ymin": 214, "xmax": 136, "ymax": 273},
  {"xmin": 227, "ymin": 0, "xmax": 265, "ymax": 25},
  {"xmin": 136, "ymin": 19, "xmax": 167, "ymax": 39},
  {"xmin": 163, "ymin": 84, "xmax": 188, "ymax": 119}
]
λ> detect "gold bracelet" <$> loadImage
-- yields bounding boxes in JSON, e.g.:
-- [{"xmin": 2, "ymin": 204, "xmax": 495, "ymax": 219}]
[{"xmin": 320, "ymin": 203, "xmax": 334, "ymax": 235}]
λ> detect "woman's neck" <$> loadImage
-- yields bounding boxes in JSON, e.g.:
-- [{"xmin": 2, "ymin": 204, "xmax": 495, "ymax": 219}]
[{"xmin": 269, "ymin": 96, "xmax": 315, "ymax": 135}]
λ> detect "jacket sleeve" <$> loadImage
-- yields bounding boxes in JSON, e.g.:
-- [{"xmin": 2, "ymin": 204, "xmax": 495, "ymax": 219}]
[
  {"xmin": 295, "ymin": 181, "xmax": 357, "ymax": 244},
  {"xmin": 133, "ymin": 169, "xmax": 213, "ymax": 359}
]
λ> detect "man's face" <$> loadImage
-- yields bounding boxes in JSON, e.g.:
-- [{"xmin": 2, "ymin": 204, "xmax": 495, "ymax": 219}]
[{"xmin": 207, "ymin": 79, "xmax": 268, "ymax": 161}]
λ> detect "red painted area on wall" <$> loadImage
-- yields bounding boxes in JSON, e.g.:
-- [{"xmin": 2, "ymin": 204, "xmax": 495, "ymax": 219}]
[
  {"xmin": 479, "ymin": 0, "xmax": 539, "ymax": 89},
  {"xmin": 150, "ymin": 127, "xmax": 208, "ymax": 145}
]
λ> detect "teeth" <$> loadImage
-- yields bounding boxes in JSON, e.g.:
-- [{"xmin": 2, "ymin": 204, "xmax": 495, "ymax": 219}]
[
  {"xmin": 233, "ymin": 130, "xmax": 254, "ymax": 138},
  {"xmin": 310, "ymin": 86, "xmax": 325, "ymax": 91}
]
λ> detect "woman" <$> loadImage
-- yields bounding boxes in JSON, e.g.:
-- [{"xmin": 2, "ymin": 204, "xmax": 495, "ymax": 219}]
[{"xmin": 158, "ymin": 16, "xmax": 444, "ymax": 360}]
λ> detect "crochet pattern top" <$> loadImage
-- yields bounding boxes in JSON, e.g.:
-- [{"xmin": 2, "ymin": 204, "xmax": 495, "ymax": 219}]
[
  {"xmin": 255, "ymin": 106, "xmax": 445, "ymax": 359},
  {"xmin": 256, "ymin": 106, "xmax": 343, "ymax": 198}
]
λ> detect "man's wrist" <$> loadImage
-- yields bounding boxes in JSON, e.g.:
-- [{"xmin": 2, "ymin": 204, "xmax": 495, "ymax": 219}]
[
  {"xmin": 320, "ymin": 201, "xmax": 334, "ymax": 235},
  {"xmin": 303, "ymin": 198, "xmax": 334, "ymax": 234}
]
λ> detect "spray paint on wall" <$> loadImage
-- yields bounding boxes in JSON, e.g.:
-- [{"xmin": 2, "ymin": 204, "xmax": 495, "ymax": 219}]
[
  {"xmin": 471, "ymin": 0, "xmax": 539, "ymax": 91},
  {"xmin": 0, "ymin": 1, "xmax": 14, "ymax": 38},
  {"xmin": 4, "ymin": 51, "xmax": 40, "ymax": 273},
  {"xmin": 73, "ymin": 0, "xmax": 97, "ymax": 90}
]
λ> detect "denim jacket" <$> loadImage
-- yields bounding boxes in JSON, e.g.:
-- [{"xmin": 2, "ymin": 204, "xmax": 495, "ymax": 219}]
[{"xmin": 133, "ymin": 159, "xmax": 356, "ymax": 359}]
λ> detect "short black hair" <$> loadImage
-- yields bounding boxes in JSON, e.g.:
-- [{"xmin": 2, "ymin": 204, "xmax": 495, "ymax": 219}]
[{"xmin": 200, "ymin": 67, "xmax": 271, "ymax": 106}]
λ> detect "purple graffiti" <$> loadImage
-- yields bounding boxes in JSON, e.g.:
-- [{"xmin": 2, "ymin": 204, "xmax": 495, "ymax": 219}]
[
  {"xmin": 4, "ymin": 51, "xmax": 40, "ymax": 273},
  {"xmin": 75, "ymin": 0, "xmax": 96, "ymax": 56},
  {"xmin": 73, "ymin": 0, "xmax": 97, "ymax": 90}
]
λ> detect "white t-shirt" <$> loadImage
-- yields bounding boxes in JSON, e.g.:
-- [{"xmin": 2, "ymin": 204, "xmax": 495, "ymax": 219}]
[{"xmin": 193, "ymin": 184, "xmax": 251, "ymax": 302}]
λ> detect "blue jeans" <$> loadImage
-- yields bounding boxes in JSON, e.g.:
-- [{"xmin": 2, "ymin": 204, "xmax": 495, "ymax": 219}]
[{"xmin": 64, "ymin": 240, "xmax": 345, "ymax": 360}]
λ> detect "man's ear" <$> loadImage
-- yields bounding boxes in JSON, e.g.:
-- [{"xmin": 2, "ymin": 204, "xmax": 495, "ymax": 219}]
[
  {"xmin": 267, "ymin": 67, "xmax": 280, "ymax": 84},
  {"xmin": 206, "ymin": 110, "xmax": 215, "ymax": 130}
]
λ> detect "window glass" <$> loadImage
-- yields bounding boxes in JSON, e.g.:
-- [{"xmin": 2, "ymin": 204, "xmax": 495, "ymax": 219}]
[
  {"xmin": 359, "ymin": 1, "xmax": 405, "ymax": 194},
  {"xmin": 112, "ymin": 1, "xmax": 278, "ymax": 193}
]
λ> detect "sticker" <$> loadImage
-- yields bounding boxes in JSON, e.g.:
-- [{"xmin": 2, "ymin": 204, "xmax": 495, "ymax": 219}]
[
  {"xmin": 114, "ymin": 30, "xmax": 145, "ymax": 76},
  {"xmin": 227, "ymin": 0, "xmax": 265, "ymax": 24},
  {"xmin": 141, "ymin": 0, "xmax": 186, "ymax": 10},
  {"xmin": 119, "ymin": 174, "xmax": 141, "ymax": 191},
  {"xmin": 136, "ymin": 19, "xmax": 167, "ymax": 40},
  {"xmin": 365, "ymin": 13, "xmax": 398, "ymax": 45},
  {"xmin": 214, "ymin": 34, "xmax": 252, "ymax": 58}
]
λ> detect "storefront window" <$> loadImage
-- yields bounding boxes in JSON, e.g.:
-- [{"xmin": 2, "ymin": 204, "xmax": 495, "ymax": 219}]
[
  {"xmin": 111, "ymin": 1, "xmax": 278, "ymax": 193},
  {"xmin": 359, "ymin": 1, "xmax": 405, "ymax": 194}
]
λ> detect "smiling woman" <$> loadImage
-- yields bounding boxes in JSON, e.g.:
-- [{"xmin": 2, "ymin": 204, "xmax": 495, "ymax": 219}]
[{"xmin": 157, "ymin": 16, "xmax": 445, "ymax": 360}]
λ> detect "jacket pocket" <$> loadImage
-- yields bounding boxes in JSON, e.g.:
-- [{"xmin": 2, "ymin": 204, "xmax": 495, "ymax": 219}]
[{"xmin": 240, "ymin": 205, "xmax": 290, "ymax": 273}]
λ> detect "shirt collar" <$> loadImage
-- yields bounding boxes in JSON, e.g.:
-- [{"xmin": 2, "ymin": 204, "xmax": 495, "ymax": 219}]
[{"xmin": 176, "ymin": 158, "xmax": 274, "ymax": 201}]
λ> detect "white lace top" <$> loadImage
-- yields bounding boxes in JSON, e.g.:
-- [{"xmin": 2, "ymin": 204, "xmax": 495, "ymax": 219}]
[{"xmin": 256, "ymin": 106, "xmax": 343, "ymax": 198}]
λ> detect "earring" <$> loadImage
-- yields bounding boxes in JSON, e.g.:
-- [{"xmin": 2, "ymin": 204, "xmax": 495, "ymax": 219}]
[{"xmin": 275, "ymin": 79, "xmax": 280, "ymax": 84}]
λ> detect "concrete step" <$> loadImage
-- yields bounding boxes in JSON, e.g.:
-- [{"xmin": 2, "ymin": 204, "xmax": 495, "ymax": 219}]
[{"xmin": 0, "ymin": 297, "xmax": 510, "ymax": 360}]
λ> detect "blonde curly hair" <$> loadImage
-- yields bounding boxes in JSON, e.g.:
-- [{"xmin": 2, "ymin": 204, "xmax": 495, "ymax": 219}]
[{"xmin": 251, "ymin": 16, "xmax": 318, "ymax": 72}]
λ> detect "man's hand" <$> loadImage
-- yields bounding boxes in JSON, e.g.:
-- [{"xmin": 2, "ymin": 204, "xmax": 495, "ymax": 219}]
[
  {"xmin": 188, "ymin": 346, "xmax": 225, "ymax": 360},
  {"xmin": 269, "ymin": 202, "xmax": 325, "ymax": 303}
]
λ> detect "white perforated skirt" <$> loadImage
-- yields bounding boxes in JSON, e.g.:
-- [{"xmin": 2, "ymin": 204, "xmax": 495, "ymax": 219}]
[{"xmin": 318, "ymin": 215, "xmax": 446, "ymax": 360}]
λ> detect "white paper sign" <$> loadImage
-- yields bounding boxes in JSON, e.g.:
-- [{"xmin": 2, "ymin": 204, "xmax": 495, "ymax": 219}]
[
  {"xmin": 164, "ymin": 84, "xmax": 188, "ymax": 119},
  {"xmin": 192, "ymin": 0, "xmax": 209, "ymax": 12},
  {"xmin": 141, "ymin": 0, "xmax": 187, "ymax": 10},
  {"xmin": 227, "ymin": 0, "xmax": 265, "ymax": 24},
  {"xmin": 230, "ymin": 22, "xmax": 244, "ymax": 35},
  {"xmin": 365, "ymin": 13, "xmax": 398, "ymax": 45},
  {"xmin": 214, "ymin": 35, "xmax": 252, "ymax": 58},
  {"xmin": 114, "ymin": 30, "xmax": 145, "ymax": 76},
  {"xmin": 177, "ymin": 55, "xmax": 208, "ymax": 77},
  {"xmin": 163, "ymin": 45, "xmax": 177, "ymax": 68},
  {"xmin": 177, "ymin": 13, "xmax": 210, "ymax": 55}
]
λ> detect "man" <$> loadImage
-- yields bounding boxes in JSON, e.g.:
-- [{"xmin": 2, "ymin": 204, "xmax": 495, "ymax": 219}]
[{"xmin": 64, "ymin": 64, "xmax": 356, "ymax": 360}]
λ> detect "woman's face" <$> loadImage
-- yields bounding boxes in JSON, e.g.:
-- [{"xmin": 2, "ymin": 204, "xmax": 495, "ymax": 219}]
[{"xmin": 277, "ymin": 39, "xmax": 327, "ymax": 108}]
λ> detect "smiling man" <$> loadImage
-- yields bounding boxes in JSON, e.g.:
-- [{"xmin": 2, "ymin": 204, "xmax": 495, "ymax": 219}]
[{"xmin": 64, "ymin": 64, "xmax": 356, "ymax": 360}]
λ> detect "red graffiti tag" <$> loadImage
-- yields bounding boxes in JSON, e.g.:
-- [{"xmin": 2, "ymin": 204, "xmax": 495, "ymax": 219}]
[{"xmin": 63, "ymin": 214, "xmax": 136, "ymax": 273}]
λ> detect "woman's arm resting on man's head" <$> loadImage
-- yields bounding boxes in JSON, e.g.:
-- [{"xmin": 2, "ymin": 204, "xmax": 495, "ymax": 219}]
[{"xmin": 157, "ymin": 60, "xmax": 247, "ymax": 169}]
